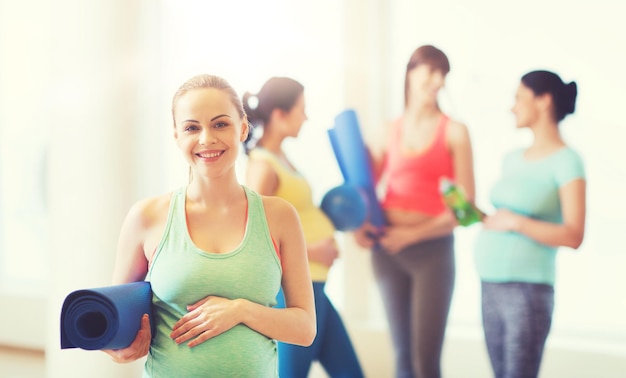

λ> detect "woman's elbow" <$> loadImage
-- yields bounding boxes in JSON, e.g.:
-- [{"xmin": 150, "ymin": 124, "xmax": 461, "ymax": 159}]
[
  {"xmin": 568, "ymin": 238, "xmax": 584, "ymax": 250},
  {"xmin": 303, "ymin": 311, "xmax": 318, "ymax": 346},
  {"xmin": 293, "ymin": 321, "xmax": 316, "ymax": 347},
  {"xmin": 564, "ymin": 231, "xmax": 585, "ymax": 250},
  {"xmin": 304, "ymin": 325, "xmax": 317, "ymax": 347},
  {"xmin": 304, "ymin": 313, "xmax": 318, "ymax": 346}
]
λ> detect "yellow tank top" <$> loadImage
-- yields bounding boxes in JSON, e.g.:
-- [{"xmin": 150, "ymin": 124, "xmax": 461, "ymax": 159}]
[{"xmin": 248, "ymin": 148, "xmax": 336, "ymax": 282}]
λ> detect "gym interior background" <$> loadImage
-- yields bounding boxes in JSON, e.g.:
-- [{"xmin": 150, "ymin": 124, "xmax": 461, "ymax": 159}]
[{"xmin": 1, "ymin": 0, "xmax": 624, "ymax": 377}]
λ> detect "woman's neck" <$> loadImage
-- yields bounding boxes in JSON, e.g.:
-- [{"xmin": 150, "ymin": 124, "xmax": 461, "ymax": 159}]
[
  {"xmin": 403, "ymin": 105, "xmax": 441, "ymax": 130},
  {"xmin": 404, "ymin": 103, "xmax": 441, "ymax": 121},
  {"xmin": 256, "ymin": 130, "xmax": 285, "ymax": 155},
  {"xmin": 529, "ymin": 120, "xmax": 565, "ymax": 152},
  {"xmin": 186, "ymin": 174, "xmax": 243, "ymax": 206}
]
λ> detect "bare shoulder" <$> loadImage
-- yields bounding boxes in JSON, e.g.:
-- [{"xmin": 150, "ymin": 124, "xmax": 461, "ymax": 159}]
[
  {"xmin": 260, "ymin": 195, "xmax": 299, "ymax": 223},
  {"xmin": 446, "ymin": 117, "xmax": 471, "ymax": 146},
  {"xmin": 247, "ymin": 156, "xmax": 273, "ymax": 171},
  {"xmin": 260, "ymin": 195, "xmax": 301, "ymax": 235},
  {"xmin": 124, "ymin": 192, "xmax": 172, "ymax": 231},
  {"xmin": 446, "ymin": 117, "xmax": 469, "ymax": 135},
  {"xmin": 113, "ymin": 192, "xmax": 173, "ymax": 283},
  {"xmin": 246, "ymin": 157, "xmax": 277, "ymax": 181},
  {"xmin": 259, "ymin": 195, "xmax": 307, "ymax": 264}
]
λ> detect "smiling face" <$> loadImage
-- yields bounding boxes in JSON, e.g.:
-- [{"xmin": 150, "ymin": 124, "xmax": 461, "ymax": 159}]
[
  {"xmin": 173, "ymin": 87, "xmax": 248, "ymax": 178},
  {"xmin": 407, "ymin": 64, "xmax": 446, "ymax": 107}
]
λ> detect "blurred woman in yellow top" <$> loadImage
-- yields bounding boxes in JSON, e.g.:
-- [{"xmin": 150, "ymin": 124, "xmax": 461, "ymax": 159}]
[{"xmin": 243, "ymin": 77, "xmax": 364, "ymax": 378}]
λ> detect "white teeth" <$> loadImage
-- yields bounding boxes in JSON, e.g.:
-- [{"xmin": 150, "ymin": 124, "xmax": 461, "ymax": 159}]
[{"xmin": 198, "ymin": 151, "xmax": 221, "ymax": 158}]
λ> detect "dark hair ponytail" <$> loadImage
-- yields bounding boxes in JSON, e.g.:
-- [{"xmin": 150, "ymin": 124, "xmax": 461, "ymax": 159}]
[
  {"xmin": 561, "ymin": 81, "xmax": 578, "ymax": 116},
  {"xmin": 521, "ymin": 70, "xmax": 577, "ymax": 122},
  {"xmin": 242, "ymin": 91, "xmax": 261, "ymax": 154},
  {"xmin": 241, "ymin": 77, "xmax": 305, "ymax": 155}
]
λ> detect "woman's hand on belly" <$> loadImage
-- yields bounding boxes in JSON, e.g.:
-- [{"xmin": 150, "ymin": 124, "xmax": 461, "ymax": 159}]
[
  {"xmin": 378, "ymin": 209, "xmax": 451, "ymax": 254},
  {"xmin": 307, "ymin": 238, "xmax": 339, "ymax": 267},
  {"xmin": 171, "ymin": 295, "xmax": 238, "ymax": 348},
  {"xmin": 353, "ymin": 222, "xmax": 384, "ymax": 249},
  {"xmin": 377, "ymin": 225, "xmax": 420, "ymax": 255},
  {"xmin": 379, "ymin": 210, "xmax": 429, "ymax": 254},
  {"xmin": 483, "ymin": 208, "xmax": 521, "ymax": 232}
]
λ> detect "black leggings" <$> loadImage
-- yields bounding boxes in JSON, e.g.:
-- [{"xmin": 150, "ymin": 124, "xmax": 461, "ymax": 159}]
[
  {"xmin": 372, "ymin": 235, "xmax": 455, "ymax": 378},
  {"xmin": 481, "ymin": 282, "xmax": 554, "ymax": 378}
]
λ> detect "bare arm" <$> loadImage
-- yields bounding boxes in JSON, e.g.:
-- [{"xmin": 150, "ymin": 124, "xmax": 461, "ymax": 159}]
[
  {"xmin": 110, "ymin": 201, "xmax": 150, "ymax": 285},
  {"xmin": 364, "ymin": 120, "xmax": 391, "ymax": 184},
  {"xmin": 447, "ymin": 120, "xmax": 476, "ymax": 201},
  {"xmin": 484, "ymin": 179, "xmax": 586, "ymax": 249},
  {"xmin": 236, "ymin": 197, "xmax": 316, "ymax": 345},
  {"xmin": 411, "ymin": 211, "xmax": 457, "ymax": 241},
  {"xmin": 306, "ymin": 238, "xmax": 339, "ymax": 267},
  {"xmin": 376, "ymin": 211, "xmax": 457, "ymax": 254},
  {"xmin": 104, "ymin": 197, "xmax": 167, "ymax": 362},
  {"xmin": 351, "ymin": 120, "xmax": 390, "ymax": 248}
]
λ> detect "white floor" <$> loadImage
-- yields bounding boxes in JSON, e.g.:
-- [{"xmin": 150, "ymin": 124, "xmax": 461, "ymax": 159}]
[
  {"xmin": 0, "ymin": 345, "xmax": 45, "ymax": 378},
  {"xmin": 3, "ymin": 339, "xmax": 626, "ymax": 378},
  {"xmin": 0, "ymin": 347, "xmax": 323, "ymax": 378}
]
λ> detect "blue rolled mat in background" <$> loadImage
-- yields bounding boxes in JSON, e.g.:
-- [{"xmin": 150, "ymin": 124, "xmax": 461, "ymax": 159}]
[
  {"xmin": 328, "ymin": 109, "xmax": 385, "ymax": 228},
  {"xmin": 321, "ymin": 183, "xmax": 369, "ymax": 231},
  {"xmin": 60, "ymin": 281, "xmax": 152, "ymax": 350}
]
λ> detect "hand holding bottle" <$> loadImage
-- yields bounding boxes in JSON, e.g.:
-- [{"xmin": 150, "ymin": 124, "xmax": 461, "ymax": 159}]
[{"xmin": 439, "ymin": 178, "xmax": 485, "ymax": 226}]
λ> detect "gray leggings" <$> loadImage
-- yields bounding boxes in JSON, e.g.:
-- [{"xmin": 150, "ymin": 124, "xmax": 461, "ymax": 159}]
[
  {"xmin": 372, "ymin": 235, "xmax": 455, "ymax": 378},
  {"xmin": 481, "ymin": 282, "xmax": 554, "ymax": 378}
]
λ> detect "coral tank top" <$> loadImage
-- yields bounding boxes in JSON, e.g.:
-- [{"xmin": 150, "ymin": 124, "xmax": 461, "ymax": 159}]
[{"xmin": 381, "ymin": 114, "xmax": 454, "ymax": 216}]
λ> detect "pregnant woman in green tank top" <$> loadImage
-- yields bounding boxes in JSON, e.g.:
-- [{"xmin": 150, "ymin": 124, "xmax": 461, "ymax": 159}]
[{"xmin": 102, "ymin": 74, "xmax": 316, "ymax": 378}]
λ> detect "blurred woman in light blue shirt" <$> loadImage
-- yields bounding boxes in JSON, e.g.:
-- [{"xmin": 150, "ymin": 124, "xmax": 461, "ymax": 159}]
[{"xmin": 474, "ymin": 70, "xmax": 586, "ymax": 378}]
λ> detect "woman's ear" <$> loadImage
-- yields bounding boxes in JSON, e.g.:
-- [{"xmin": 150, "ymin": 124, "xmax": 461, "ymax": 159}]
[
  {"xmin": 240, "ymin": 118, "xmax": 250, "ymax": 142},
  {"xmin": 172, "ymin": 123, "xmax": 179, "ymax": 140},
  {"xmin": 537, "ymin": 93, "xmax": 553, "ymax": 112},
  {"xmin": 270, "ymin": 107, "xmax": 287, "ymax": 123}
]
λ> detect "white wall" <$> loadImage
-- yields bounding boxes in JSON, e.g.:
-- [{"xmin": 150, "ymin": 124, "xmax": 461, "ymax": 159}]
[{"xmin": 0, "ymin": 0, "xmax": 162, "ymax": 376}]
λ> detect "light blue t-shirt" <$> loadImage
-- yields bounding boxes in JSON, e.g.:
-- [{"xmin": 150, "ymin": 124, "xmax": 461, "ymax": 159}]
[{"xmin": 474, "ymin": 147, "xmax": 585, "ymax": 285}]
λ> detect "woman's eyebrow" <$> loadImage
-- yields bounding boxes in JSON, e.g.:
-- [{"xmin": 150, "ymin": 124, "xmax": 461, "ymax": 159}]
[{"xmin": 211, "ymin": 114, "xmax": 231, "ymax": 121}]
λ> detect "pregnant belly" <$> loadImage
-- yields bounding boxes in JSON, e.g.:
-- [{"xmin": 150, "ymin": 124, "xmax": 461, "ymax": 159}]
[
  {"xmin": 384, "ymin": 208, "xmax": 435, "ymax": 226},
  {"xmin": 147, "ymin": 323, "xmax": 277, "ymax": 377}
]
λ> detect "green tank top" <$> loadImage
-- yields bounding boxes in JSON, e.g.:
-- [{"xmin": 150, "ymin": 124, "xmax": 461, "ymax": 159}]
[{"xmin": 144, "ymin": 185, "xmax": 281, "ymax": 377}]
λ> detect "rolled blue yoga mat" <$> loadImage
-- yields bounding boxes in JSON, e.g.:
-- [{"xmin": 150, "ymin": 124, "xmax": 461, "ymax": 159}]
[
  {"xmin": 328, "ymin": 109, "xmax": 385, "ymax": 228},
  {"xmin": 60, "ymin": 281, "xmax": 152, "ymax": 350}
]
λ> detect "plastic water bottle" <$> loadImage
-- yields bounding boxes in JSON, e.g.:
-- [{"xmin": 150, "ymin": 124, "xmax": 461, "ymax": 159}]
[{"xmin": 439, "ymin": 178, "xmax": 485, "ymax": 226}]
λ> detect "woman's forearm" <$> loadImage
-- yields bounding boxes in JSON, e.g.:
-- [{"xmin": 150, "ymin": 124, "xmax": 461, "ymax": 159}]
[
  {"xmin": 515, "ymin": 216, "xmax": 584, "ymax": 249},
  {"xmin": 410, "ymin": 212, "xmax": 457, "ymax": 243},
  {"xmin": 235, "ymin": 298, "xmax": 316, "ymax": 346}
]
